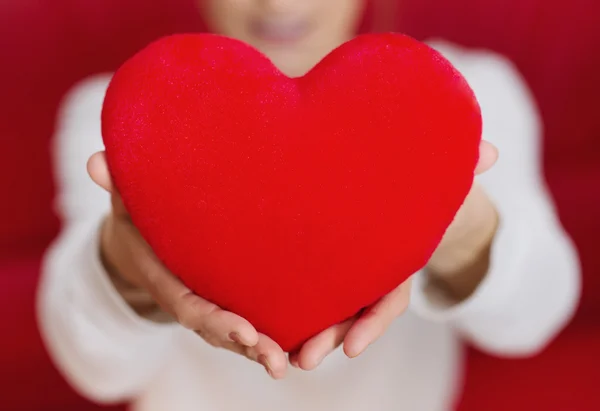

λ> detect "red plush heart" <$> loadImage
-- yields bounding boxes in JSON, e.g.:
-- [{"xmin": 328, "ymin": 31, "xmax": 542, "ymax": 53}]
[{"xmin": 102, "ymin": 33, "xmax": 481, "ymax": 352}]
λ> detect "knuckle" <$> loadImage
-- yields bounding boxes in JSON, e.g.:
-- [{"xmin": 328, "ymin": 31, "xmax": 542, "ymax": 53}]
[
  {"xmin": 183, "ymin": 293, "xmax": 217, "ymax": 320},
  {"xmin": 175, "ymin": 306, "xmax": 198, "ymax": 330},
  {"xmin": 174, "ymin": 294, "xmax": 216, "ymax": 331}
]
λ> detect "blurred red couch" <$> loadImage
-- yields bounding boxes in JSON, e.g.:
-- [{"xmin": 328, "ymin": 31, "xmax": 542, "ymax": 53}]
[
  {"xmin": 399, "ymin": 2, "xmax": 600, "ymax": 410},
  {"xmin": 1, "ymin": 2, "xmax": 201, "ymax": 410},
  {"xmin": 1, "ymin": 1, "xmax": 599, "ymax": 410}
]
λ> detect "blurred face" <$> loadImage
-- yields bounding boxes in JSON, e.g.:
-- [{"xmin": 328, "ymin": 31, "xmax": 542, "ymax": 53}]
[{"xmin": 200, "ymin": 0, "xmax": 365, "ymax": 77}]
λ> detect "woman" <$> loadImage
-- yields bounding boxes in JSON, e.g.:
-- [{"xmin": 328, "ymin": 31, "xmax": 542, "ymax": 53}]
[{"xmin": 37, "ymin": 1, "xmax": 580, "ymax": 410}]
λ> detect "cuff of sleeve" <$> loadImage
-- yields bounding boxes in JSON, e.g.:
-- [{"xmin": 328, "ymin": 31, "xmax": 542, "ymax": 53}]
[
  {"xmin": 38, "ymin": 217, "xmax": 178, "ymax": 401},
  {"xmin": 410, "ymin": 202, "xmax": 530, "ymax": 326}
]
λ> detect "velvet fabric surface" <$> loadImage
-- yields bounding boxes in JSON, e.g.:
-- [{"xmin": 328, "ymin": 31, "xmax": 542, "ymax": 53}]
[{"xmin": 102, "ymin": 33, "xmax": 481, "ymax": 351}]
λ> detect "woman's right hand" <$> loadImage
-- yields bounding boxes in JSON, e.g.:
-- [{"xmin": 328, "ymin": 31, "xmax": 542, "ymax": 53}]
[{"xmin": 87, "ymin": 151, "xmax": 287, "ymax": 379}]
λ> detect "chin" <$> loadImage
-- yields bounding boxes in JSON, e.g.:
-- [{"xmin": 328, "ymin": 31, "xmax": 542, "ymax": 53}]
[
  {"xmin": 260, "ymin": 51, "xmax": 313, "ymax": 77},
  {"xmin": 277, "ymin": 59, "xmax": 316, "ymax": 77}
]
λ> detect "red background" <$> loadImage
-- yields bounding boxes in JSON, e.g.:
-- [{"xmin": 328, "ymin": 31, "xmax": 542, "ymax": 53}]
[{"xmin": 1, "ymin": 0, "xmax": 599, "ymax": 410}]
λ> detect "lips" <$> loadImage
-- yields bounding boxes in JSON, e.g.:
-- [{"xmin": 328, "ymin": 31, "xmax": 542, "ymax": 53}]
[{"xmin": 250, "ymin": 18, "xmax": 311, "ymax": 44}]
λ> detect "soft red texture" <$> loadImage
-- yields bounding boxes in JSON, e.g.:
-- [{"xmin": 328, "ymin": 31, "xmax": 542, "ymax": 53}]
[{"xmin": 102, "ymin": 33, "xmax": 481, "ymax": 352}]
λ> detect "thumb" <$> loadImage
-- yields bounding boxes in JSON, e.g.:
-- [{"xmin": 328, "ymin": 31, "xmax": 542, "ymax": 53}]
[
  {"xmin": 87, "ymin": 151, "xmax": 113, "ymax": 192},
  {"xmin": 474, "ymin": 141, "xmax": 498, "ymax": 175},
  {"xmin": 87, "ymin": 151, "xmax": 129, "ymax": 219}
]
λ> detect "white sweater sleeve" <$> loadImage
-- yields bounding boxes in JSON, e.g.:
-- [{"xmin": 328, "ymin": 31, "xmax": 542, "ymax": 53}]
[
  {"xmin": 410, "ymin": 43, "xmax": 581, "ymax": 357},
  {"xmin": 37, "ymin": 75, "xmax": 178, "ymax": 404}
]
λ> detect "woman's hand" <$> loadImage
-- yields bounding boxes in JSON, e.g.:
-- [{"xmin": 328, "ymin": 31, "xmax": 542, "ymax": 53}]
[
  {"xmin": 90, "ymin": 139, "xmax": 498, "ymax": 377},
  {"xmin": 88, "ymin": 152, "xmax": 288, "ymax": 379},
  {"xmin": 289, "ymin": 141, "xmax": 499, "ymax": 370}
]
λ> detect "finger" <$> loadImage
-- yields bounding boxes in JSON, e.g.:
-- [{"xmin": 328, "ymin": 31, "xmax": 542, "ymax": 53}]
[
  {"xmin": 224, "ymin": 333, "xmax": 288, "ymax": 379},
  {"xmin": 87, "ymin": 152, "xmax": 113, "ymax": 192},
  {"xmin": 87, "ymin": 152, "xmax": 130, "ymax": 218},
  {"xmin": 288, "ymin": 351, "xmax": 300, "ymax": 368},
  {"xmin": 174, "ymin": 292, "xmax": 258, "ymax": 348},
  {"xmin": 253, "ymin": 334, "xmax": 288, "ymax": 379},
  {"xmin": 475, "ymin": 141, "xmax": 498, "ymax": 175},
  {"xmin": 139, "ymin": 255, "xmax": 258, "ymax": 347},
  {"xmin": 343, "ymin": 279, "xmax": 412, "ymax": 358},
  {"xmin": 110, "ymin": 190, "xmax": 130, "ymax": 220},
  {"xmin": 195, "ymin": 307, "xmax": 260, "ymax": 348},
  {"xmin": 292, "ymin": 316, "xmax": 356, "ymax": 371}
]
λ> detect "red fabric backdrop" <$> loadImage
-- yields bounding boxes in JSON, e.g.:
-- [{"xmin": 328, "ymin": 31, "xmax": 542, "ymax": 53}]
[
  {"xmin": 398, "ymin": 2, "xmax": 600, "ymax": 410},
  {"xmin": 1, "ymin": 0, "xmax": 598, "ymax": 410}
]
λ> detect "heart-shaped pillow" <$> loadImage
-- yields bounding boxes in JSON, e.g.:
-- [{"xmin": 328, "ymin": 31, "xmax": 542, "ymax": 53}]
[{"xmin": 102, "ymin": 33, "xmax": 481, "ymax": 352}]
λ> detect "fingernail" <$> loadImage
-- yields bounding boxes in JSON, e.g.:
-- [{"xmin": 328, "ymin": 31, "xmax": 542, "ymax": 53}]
[
  {"xmin": 228, "ymin": 332, "xmax": 243, "ymax": 345},
  {"xmin": 258, "ymin": 354, "xmax": 273, "ymax": 377}
]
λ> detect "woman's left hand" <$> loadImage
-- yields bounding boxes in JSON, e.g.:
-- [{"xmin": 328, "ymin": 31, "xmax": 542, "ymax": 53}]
[{"xmin": 289, "ymin": 140, "xmax": 499, "ymax": 370}]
